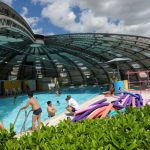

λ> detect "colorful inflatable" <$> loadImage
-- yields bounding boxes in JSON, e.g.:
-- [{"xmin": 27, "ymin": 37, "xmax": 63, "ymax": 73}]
[{"xmin": 72, "ymin": 92, "xmax": 144, "ymax": 122}]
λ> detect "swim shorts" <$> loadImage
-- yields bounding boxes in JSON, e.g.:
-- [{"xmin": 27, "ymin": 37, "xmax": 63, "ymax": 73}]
[
  {"xmin": 48, "ymin": 113, "xmax": 55, "ymax": 118},
  {"xmin": 33, "ymin": 108, "xmax": 42, "ymax": 115}
]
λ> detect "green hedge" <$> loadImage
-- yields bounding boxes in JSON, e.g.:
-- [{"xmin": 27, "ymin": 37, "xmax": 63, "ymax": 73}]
[{"xmin": 0, "ymin": 106, "xmax": 150, "ymax": 150}]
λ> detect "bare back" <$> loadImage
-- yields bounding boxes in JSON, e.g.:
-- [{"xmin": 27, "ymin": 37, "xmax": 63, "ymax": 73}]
[{"xmin": 28, "ymin": 98, "xmax": 40, "ymax": 110}]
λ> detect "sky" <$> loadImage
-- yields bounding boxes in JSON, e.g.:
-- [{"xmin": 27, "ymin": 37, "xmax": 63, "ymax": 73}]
[{"xmin": 1, "ymin": 0, "xmax": 150, "ymax": 36}]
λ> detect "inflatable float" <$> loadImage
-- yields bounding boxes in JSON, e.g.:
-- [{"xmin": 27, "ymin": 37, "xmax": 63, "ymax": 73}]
[{"xmin": 72, "ymin": 92, "xmax": 144, "ymax": 122}]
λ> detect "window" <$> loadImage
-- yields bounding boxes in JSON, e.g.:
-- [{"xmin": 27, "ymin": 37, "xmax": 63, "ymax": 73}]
[
  {"xmin": 80, "ymin": 66, "xmax": 87, "ymax": 70},
  {"xmin": 83, "ymin": 71, "xmax": 91, "ymax": 76},
  {"xmin": 132, "ymin": 47, "xmax": 141, "ymax": 52},
  {"xmin": 131, "ymin": 63, "xmax": 141, "ymax": 69},
  {"xmin": 143, "ymin": 52, "xmax": 150, "ymax": 57},
  {"xmin": 77, "ymin": 63, "xmax": 83, "ymax": 66},
  {"xmin": 57, "ymin": 64, "xmax": 63, "ymax": 68},
  {"xmin": 38, "ymin": 75, "xmax": 43, "ymax": 78},
  {"xmin": 60, "ymin": 72, "xmax": 67, "ymax": 77},
  {"xmin": 116, "ymin": 54, "xmax": 122, "ymax": 57}
]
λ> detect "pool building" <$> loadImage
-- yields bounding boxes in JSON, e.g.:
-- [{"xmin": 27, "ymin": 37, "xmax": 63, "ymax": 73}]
[{"xmin": 0, "ymin": 1, "xmax": 150, "ymax": 135}]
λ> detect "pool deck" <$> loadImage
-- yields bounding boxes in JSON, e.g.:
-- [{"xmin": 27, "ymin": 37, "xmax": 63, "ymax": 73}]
[{"xmin": 15, "ymin": 90, "xmax": 150, "ymax": 138}]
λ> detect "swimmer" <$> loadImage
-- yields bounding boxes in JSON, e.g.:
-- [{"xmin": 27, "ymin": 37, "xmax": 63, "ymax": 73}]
[
  {"xmin": 14, "ymin": 95, "xmax": 17, "ymax": 104},
  {"xmin": 47, "ymin": 101, "xmax": 56, "ymax": 117},
  {"xmin": 56, "ymin": 100, "xmax": 60, "ymax": 105}
]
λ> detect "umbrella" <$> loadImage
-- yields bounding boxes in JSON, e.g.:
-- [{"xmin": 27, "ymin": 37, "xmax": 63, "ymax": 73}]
[
  {"xmin": 106, "ymin": 58, "xmax": 131, "ymax": 63},
  {"xmin": 106, "ymin": 58, "xmax": 132, "ymax": 80}
]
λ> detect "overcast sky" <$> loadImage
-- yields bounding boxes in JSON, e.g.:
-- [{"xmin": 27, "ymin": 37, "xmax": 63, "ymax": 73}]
[{"xmin": 1, "ymin": 0, "xmax": 150, "ymax": 36}]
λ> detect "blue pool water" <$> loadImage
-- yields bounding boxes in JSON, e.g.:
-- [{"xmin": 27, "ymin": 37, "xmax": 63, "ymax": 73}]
[{"xmin": 0, "ymin": 87, "xmax": 102, "ymax": 132}]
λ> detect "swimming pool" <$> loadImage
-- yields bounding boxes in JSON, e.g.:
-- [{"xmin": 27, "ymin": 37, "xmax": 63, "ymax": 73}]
[{"xmin": 0, "ymin": 86, "xmax": 102, "ymax": 132}]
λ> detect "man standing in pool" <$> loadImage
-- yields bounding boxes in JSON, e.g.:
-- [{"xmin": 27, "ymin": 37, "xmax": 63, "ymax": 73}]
[
  {"xmin": 21, "ymin": 91, "xmax": 42, "ymax": 130},
  {"xmin": 56, "ymin": 100, "xmax": 60, "ymax": 105},
  {"xmin": 65, "ymin": 95, "xmax": 80, "ymax": 115},
  {"xmin": 47, "ymin": 101, "xmax": 56, "ymax": 117}
]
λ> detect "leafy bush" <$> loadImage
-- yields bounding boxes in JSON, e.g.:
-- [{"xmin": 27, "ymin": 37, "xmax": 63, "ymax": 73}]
[
  {"xmin": 0, "ymin": 106, "xmax": 150, "ymax": 150},
  {"xmin": 0, "ymin": 124, "xmax": 16, "ymax": 150}
]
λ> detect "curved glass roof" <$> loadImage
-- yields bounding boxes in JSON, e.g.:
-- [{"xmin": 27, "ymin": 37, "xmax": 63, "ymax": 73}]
[{"xmin": 0, "ymin": 2, "xmax": 150, "ymax": 85}]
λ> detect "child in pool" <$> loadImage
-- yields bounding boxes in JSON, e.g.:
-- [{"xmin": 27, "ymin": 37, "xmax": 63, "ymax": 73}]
[{"xmin": 56, "ymin": 100, "xmax": 60, "ymax": 105}]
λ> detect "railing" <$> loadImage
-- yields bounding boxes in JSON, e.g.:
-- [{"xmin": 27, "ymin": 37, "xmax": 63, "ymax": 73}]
[
  {"xmin": 13, "ymin": 109, "xmax": 24, "ymax": 126},
  {"xmin": 14, "ymin": 109, "xmax": 32, "ymax": 133},
  {"xmin": 20, "ymin": 109, "xmax": 32, "ymax": 132}
]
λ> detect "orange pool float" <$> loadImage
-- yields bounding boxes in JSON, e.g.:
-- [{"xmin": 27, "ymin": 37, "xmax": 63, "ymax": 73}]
[{"xmin": 87, "ymin": 106, "xmax": 107, "ymax": 119}]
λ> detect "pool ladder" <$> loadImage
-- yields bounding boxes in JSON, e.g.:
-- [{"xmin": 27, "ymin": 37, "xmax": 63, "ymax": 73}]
[{"xmin": 14, "ymin": 109, "xmax": 32, "ymax": 133}]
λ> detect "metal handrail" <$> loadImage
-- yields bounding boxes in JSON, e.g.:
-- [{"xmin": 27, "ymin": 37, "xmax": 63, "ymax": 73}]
[
  {"xmin": 13, "ymin": 109, "xmax": 24, "ymax": 126},
  {"xmin": 20, "ymin": 110, "xmax": 27, "ymax": 132},
  {"xmin": 20, "ymin": 109, "xmax": 32, "ymax": 132}
]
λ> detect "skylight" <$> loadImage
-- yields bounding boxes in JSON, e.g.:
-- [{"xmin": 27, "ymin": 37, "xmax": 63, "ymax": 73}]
[{"xmin": 131, "ymin": 63, "xmax": 141, "ymax": 69}]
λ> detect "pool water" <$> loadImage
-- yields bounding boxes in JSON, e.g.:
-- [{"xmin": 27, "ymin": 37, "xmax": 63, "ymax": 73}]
[{"xmin": 0, "ymin": 87, "xmax": 102, "ymax": 132}]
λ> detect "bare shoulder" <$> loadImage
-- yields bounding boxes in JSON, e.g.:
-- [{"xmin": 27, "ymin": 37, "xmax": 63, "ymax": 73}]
[
  {"xmin": 27, "ymin": 99, "xmax": 32, "ymax": 104},
  {"xmin": 47, "ymin": 106, "xmax": 51, "ymax": 110}
]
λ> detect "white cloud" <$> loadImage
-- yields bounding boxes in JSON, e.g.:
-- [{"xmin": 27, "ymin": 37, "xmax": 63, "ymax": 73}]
[
  {"xmin": 21, "ymin": 7, "xmax": 28, "ymax": 16},
  {"xmin": 21, "ymin": 7, "xmax": 39, "ymax": 28},
  {"xmin": 1, "ymin": 0, "xmax": 14, "ymax": 6},
  {"xmin": 21, "ymin": 7, "xmax": 43, "ymax": 34},
  {"xmin": 37, "ymin": 0, "xmax": 150, "ymax": 36},
  {"xmin": 42, "ymin": 0, "xmax": 77, "ymax": 28},
  {"xmin": 31, "ymin": 0, "xmax": 52, "ymax": 5},
  {"xmin": 32, "ymin": 28, "xmax": 43, "ymax": 34},
  {"xmin": 44, "ymin": 32, "xmax": 55, "ymax": 35}
]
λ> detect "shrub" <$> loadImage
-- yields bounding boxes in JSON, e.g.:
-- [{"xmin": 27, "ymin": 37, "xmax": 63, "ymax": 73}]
[
  {"xmin": 0, "ymin": 106, "xmax": 150, "ymax": 150},
  {"xmin": 0, "ymin": 124, "xmax": 16, "ymax": 149}
]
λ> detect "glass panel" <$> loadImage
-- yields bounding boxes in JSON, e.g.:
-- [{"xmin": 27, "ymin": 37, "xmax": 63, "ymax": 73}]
[
  {"xmin": 142, "ymin": 52, "xmax": 150, "ymax": 57},
  {"xmin": 131, "ymin": 63, "xmax": 141, "ymax": 69}
]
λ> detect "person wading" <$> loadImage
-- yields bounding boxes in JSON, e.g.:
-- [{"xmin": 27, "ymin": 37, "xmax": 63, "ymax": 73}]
[{"xmin": 47, "ymin": 101, "xmax": 56, "ymax": 117}]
